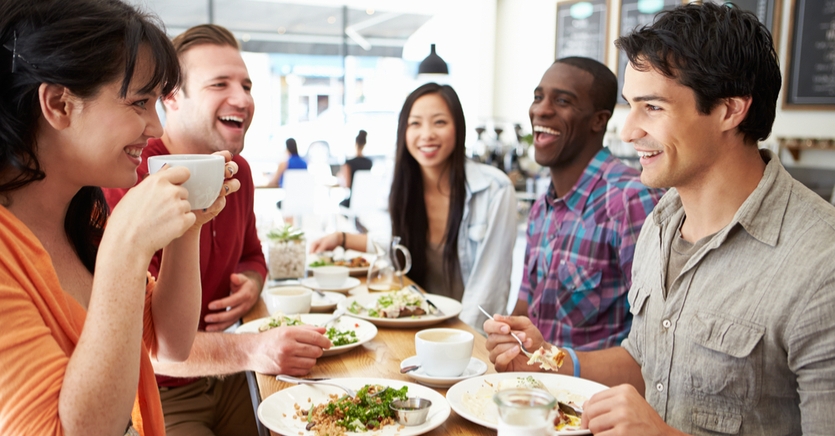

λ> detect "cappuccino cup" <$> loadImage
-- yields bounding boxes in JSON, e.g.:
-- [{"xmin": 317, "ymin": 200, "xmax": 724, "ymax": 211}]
[
  {"xmin": 415, "ymin": 328, "xmax": 474, "ymax": 377},
  {"xmin": 147, "ymin": 154, "xmax": 225, "ymax": 210}
]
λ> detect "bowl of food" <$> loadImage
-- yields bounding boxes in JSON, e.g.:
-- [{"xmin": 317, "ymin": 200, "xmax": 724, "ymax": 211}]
[{"xmin": 389, "ymin": 397, "xmax": 432, "ymax": 426}]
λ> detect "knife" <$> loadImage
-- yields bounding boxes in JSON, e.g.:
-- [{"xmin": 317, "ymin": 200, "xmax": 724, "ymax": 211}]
[{"xmin": 407, "ymin": 284, "xmax": 445, "ymax": 316}]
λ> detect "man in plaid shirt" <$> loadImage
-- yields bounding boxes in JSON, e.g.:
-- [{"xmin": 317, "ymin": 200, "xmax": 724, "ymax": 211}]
[{"xmin": 510, "ymin": 57, "xmax": 663, "ymax": 350}]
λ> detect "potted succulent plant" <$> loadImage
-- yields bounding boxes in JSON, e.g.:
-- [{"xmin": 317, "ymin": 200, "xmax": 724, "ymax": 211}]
[{"xmin": 266, "ymin": 224, "xmax": 306, "ymax": 279}]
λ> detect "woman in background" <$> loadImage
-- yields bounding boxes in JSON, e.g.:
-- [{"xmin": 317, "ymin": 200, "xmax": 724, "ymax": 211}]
[
  {"xmin": 265, "ymin": 137, "xmax": 307, "ymax": 188},
  {"xmin": 0, "ymin": 0, "xmax": 237, "ymax": 434},
  {"xmin": 311, "ymin": 83, "xmax": 517, "ymax": 331},
  {"xmin": 339, "ymin": 129, "xmax": 373, "ymax": 208}
]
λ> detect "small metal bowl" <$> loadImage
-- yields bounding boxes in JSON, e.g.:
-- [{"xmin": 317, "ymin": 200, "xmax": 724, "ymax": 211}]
[{"xmin": 389, "ymin": 397, "xmax": 432, "ymax": 426}]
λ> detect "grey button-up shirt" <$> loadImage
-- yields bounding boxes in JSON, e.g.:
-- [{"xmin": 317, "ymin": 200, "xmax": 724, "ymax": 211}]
[{"xmin": 622, "ymin": 150, "xmax": 835, "ymax": 435}]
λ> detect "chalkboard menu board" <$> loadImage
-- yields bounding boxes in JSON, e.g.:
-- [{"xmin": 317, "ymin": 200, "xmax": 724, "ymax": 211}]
[
  {"xmin": 785, "ymin": 0, "xmax": 835, "ymax": 108},
  {"xmin": 616, "ymin": 0, "xmax": 683, "ymax": 105},
  {"xmin": 556, "ymin": 0, "xmax": 609, "ymax": 63},
  {"xmin": 705, "ymin": 0, "xmax": 780, "ymax": 34}
]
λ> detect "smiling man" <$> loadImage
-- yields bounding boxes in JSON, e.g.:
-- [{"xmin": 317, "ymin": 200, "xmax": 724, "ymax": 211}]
[
  {"xmin": 485, "ymin": 4, "xmax": 835, "ymax": 435},
  {"xmin": 510, "ymin": 57, "xmax": 663, "ymax": 352},
  {"xmin": 104, "ymin": 25, "xmax": 331, "ymax": 436}
]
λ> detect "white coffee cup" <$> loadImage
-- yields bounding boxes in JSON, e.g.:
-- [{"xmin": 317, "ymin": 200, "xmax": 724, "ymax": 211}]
[
  {"xmin": 147, "ymin": 154, "xmax": 225, "ymax": 210},
  {"xmin": 312, "ymin": 265, "xmax": 349, "ymax": 288},
  {"xmin": 264, "ymin": 286, "xmax": 312, "ymax": 315},
  {"xmin": 415, "ymin": 328, "xmax": 474, "ymax": 377}
]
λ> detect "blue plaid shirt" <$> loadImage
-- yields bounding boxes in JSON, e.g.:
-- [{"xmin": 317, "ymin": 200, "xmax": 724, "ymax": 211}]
[{"xmin": 518, "ymin": 148, "xmax": 663, "ymax": 350}]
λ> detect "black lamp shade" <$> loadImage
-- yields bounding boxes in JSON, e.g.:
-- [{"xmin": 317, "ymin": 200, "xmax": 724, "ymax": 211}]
[{"xmin": 418, "ymin": 44, "xmax": 449, "ymax": 75}]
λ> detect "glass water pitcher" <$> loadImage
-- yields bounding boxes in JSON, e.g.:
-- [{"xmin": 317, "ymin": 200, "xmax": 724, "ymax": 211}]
[{"xmin": 367, "ymin": 236, "xmax": 412, "ymax": 291}]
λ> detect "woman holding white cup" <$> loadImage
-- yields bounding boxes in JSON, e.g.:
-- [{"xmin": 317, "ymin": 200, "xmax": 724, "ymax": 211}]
[{"xmin": 0, "ymin": 1, "xmax": 238, "ymax": 433}]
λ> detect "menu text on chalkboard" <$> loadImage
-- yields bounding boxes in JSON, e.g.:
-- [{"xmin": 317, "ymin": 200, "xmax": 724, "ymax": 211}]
[
  {"xmin": 616, "ymin": 0, "xmax": 683, "ymax": 105},
  {"xmin": 785, "ymin": 0, "xmax": 835, "ymax": 107},
  {"xmin": 556, "ymin": 0, "xmax": 609, "ymax": 63}
]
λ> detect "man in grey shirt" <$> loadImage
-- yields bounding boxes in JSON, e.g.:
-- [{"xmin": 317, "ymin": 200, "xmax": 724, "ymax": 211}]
[{"xmin": 484, "ymin": 3, "xmax": 835, "ymax": 435}]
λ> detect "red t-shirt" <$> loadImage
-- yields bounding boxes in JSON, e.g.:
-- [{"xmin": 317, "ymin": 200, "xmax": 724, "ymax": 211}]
[{"xmin": 103, "ymin": 138, "xmax": 267, "ymax": 388}]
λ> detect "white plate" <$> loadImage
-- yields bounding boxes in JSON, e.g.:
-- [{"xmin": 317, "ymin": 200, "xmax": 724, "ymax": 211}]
[
  {"xmin": 307, "ymin": 252, "xmax": 371, "ymax": 276},
  {"xmin": 257, "ymin": 377, "xmax": 450, "ymax": 435},
  {"xmin": 310, "ymin": 291, "xmax": 346, "ymax": 312},
  {"xmin": 235, "ymin": 314, "xmax": 377, "ymax": 357},
  {"xmin": 400, "ymin": 356, "xmax": 488, "ymax": 388},
  {"xmin": 337, "ymin": 292, "xmax": 463, "ymax": 328},
  {"xmin": 300, "ymin": 277, "xmax": 361, "ymax": 294},
  {"xmin": 446, "ymin": 372, "xmax": 608, "ymax": 434}
]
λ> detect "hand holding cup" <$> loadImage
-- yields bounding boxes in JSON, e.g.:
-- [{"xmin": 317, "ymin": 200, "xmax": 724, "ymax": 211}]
[{"xmin": 148, "ymin": 151, "xmax": 240, "ymax": 229}]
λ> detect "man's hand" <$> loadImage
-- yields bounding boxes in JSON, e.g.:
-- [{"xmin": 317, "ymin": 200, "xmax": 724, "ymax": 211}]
[
  {"xmin": 248, "ymin": 326, "xmax": 333, "ymax": 376},
  {"xmin": 484, "ymin": 314, "xmax": 547, "ymax": 372},
  {"xmin": 583, "ymin": 384, "xmax": 686, "ymax": 436},
  {"xmin": 190, "ymin": 152, "xmax": 240, "ymax": 231},
  {"xmin": 204, "ymin": 272, "xmax": 262, "ymax": 332}
]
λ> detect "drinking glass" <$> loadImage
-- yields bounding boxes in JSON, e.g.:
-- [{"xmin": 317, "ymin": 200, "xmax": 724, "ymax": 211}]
[{"xmin": 494, "ymin": 388, "xmax": 557, "ymax": 436}]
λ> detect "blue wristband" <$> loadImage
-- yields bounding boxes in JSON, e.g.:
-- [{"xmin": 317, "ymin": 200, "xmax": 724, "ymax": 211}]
[{"xmin": 564, "ymin": 347, "xmax": 580, "ymax": 378}]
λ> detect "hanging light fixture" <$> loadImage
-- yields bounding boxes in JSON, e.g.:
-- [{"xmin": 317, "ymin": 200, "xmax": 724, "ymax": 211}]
[{"xmin": 418, "ymin": 44, "xmax": 449, "ymax": 75}]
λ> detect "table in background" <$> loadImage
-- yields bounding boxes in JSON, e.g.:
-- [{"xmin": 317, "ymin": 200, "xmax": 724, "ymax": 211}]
[{"xmin": 243, "ymin": 277, "xmax": 497, "ymax": 436}]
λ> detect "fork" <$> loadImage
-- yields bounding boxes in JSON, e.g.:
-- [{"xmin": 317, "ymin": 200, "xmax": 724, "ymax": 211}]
[
  {"xmin": 317, "ymin": 308, "xmax": 346, "ymax": 328},
  {"xmin": 477, "ymin": 305, "xmax": 534, "ymax": 359},
  {"xmin": 558, "ymin": 400, "xmax": 584, "ymax": 417},
  {"xmin": 276, "ymin": 375, "xmax": 389, "ymax": 398}
]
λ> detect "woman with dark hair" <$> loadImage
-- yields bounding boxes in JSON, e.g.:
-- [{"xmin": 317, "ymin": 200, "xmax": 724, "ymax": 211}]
[
  {"xmin": 265, "ymin": 137, "xmax": 307, "ymax": 187},
  {"xmin": 339, "ymin": 129, "xmax": 373, "ymax": 207},
  {"xmin": 0, "ymin": 0, "xmax": 237, "ymax": 434},
  {"xmin": 311, "ymin": 83, "xmax": 517, "ymax": 331}
]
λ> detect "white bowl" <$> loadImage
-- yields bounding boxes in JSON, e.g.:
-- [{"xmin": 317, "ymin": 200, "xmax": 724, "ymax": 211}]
[
  {"xmin": 312, "ymin": 265, "xmax": 349, "ymax": 288},
  {"xmin": 264, "ymin": 286, "xmax": 312, "ymax": 315}
]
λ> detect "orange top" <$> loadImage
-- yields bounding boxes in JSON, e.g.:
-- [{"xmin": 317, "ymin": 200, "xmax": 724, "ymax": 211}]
[{"xmin": 0, "ymin": 206, "xmax": 164, "ymax": 435}]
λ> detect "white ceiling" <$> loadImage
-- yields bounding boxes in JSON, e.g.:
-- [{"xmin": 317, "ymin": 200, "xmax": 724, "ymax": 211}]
[{"xmin": 130, "ymin": 0, "xmax": 432, "ymax": 56}]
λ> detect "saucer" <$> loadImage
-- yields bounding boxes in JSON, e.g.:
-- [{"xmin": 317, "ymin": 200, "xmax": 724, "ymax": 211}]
[
  {"xmin": 310, "ymin": 291, "xmax": 347, "ymax": 312},
  {"xmin": 300, "ymin": 277, "xmax": 361, "ymax": 294},
  {"xmin": 400, "ymin": 356, "xmax": 488, "ymax": 388}
]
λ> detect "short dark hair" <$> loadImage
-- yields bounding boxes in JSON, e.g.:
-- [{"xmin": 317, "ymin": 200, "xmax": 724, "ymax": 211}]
[
  {"xmin": 286, "ymin": 138, "xmax": 298, "ymax": 156},
  {"xmin": 615, "ymin": 2, "xmax": 780, "ymax": 145},
  {"xmin": 0, "ymin": 0, "xmax": 179, "ymax": 273},
  {"xmin": 555, "ymin": 56, "xmax": 617, "ymax": 113}
]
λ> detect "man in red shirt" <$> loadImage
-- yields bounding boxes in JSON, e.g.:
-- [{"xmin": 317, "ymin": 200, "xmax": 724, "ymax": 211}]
[{"xmin": 104, "ymin": 24, "xmax": 331, "ymax": 436}]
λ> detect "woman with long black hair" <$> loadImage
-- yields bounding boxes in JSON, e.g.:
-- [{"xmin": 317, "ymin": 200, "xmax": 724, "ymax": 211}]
[
  {"xmin": 311, "ymin": 83, "xmax": 517, "ymax": 331},
  {"xmin": 0, "ymin": 0, "xmax": 237, "ymax": 434}
]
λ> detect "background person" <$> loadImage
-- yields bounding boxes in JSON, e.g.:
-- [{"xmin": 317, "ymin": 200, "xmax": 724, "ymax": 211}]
[
  {"xmin": 485, "ymin": 4, "xmax": 835, "ymax": 435},
  {"xmin": 311, "ymin": 83, "xmax": 518, "ymax": 332},
  {"xmin": 339, "ymin": 129, "xmax": 373, "ymax": 208},
  {"xmin": 264, "ymin": 137, "xmax": 307, "ymax": 188},
  {"xmin": 510, "ymin": 57, "xmax": 663, "ymax": 350},
  {"xmin": 103, "ymin": 24, "xmax": 331, "ymax": 436},
  {"xmin": 0, "ymin": 0, "xmax": 237, "ymax": 434}
]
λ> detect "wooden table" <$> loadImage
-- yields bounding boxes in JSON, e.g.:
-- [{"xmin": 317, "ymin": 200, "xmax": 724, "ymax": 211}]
[{"xmin": 243, "ymin": 278, "xmax": 496, "ymax": 435}]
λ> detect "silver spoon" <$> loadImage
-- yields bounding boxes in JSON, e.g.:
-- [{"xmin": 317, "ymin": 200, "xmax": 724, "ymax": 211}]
[
  {"xmin": 400, "ymin": 364, "xmax": 421, "ymax": 374},
  {"xmin": 477, "ymin": 305, "xmax": 534, "ymax": 359}
]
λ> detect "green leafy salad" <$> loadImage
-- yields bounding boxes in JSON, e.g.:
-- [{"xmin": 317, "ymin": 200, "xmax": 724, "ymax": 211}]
[
  {"xmin": 300, "ymin": 384, "xmax": 408, "ymax": 434},
  {"xmin": 346, "ymin": 290, "xmax": 427, "ymax": 318},
  {"xmin": 258, "ymin": 314, "xmax": 358, "ymax": 346}
]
